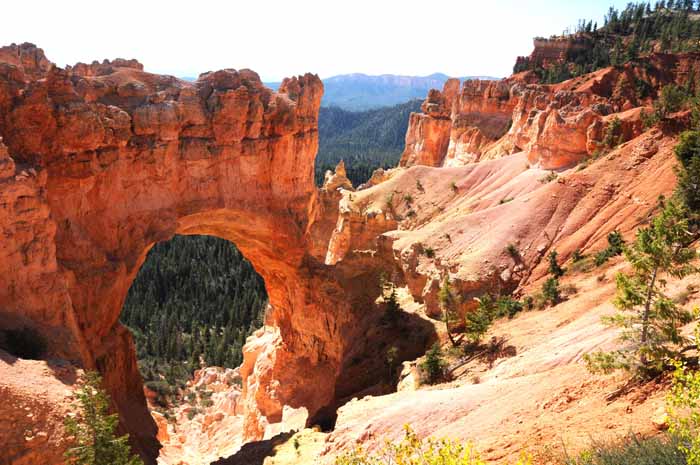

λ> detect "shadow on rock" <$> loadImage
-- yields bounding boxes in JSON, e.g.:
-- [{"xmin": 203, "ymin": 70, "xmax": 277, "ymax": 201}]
[{"xmin": 211, "ymin": 431, "xmax": 295, "ymax": 465}]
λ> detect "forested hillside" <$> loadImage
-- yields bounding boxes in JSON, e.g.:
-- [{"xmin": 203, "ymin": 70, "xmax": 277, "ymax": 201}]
[
  {"xmin": 120, "ymin": 235, "xmax": 267, "ymax": 397},
  {"xmin": 515, "ymin": 1, "xmax": 700, "ymax": 83},
  {"xmin": 316, "ymin": 99, "xmax": 422, "ymax": 186}
]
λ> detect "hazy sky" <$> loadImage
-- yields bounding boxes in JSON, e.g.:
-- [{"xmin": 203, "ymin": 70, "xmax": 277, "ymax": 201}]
[{"xmin": 3, "ymin": 0, "xmax": 633, "ymax": 81}]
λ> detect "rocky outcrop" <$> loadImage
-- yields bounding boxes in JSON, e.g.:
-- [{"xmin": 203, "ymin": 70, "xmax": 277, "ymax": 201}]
[
  {"xmin": 0, "ymin": 43, "xmax": 400, "ymax": 464},
  {"xmin": 155, "ymin": 367, "xmax": 246, "ymax": 465},
  {"xmin": 513, "ymin": 36, "xmax": 590, "ymax": 73},
  {"xmin": 400, "ymin": 52, "xmax": 700, "ymax": 171}
]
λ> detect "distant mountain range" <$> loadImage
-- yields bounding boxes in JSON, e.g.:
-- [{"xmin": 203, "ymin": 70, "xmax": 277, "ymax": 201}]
[
  {"xmin": 312, "ymin": 73, "xmax": 499, "ymax": 110},
  {"xmin": 263, "ymin": 73, "xmax": 499, "ymax": 111}
]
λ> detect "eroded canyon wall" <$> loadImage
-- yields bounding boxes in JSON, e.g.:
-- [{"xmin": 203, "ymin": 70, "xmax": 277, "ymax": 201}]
[{"xmin": 400, "ymin": 52, "xmax": 700, "ymax": 171}]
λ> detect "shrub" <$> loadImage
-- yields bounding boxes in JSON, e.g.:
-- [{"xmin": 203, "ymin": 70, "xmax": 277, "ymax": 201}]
[
  {"xmin": 641, "ymin": 108, "xmax": 660, "ymax": 129},
  {"xmin": 594, "ymin": 230, "xmax": 625, "ymax": 266},
  {"xmin": 416, "ymin": 179, "xmax": 424, "ymax": 192},
  {"xmin": 532, "ymin": 292, "xmax": 548, "ymax": 310},
  {"xmin": 505, "ymin": 243, "xmax": 520, "ymax": 259},
  {"xmin": 655, "ymin": 84, "xmax": 690, "ymax": 119},
  {"xmin": 667, "ymin": 360, "xmax": 700, "ymax": 465},
  {"xmin": 542, "ymin": 277, "xmax": 561, "ymax": 306},
  {"xmin": 0, "ymin": 327, "xmax": 47, "ymax": 359},
  {"xmin": 539, "ymin": 171, "xmax": 558, "ymax": 183},
  {"xmin": 403, "ymin": 194, "xmax": 414, "ymax": 205},
  {"xmin": 423, "ymin": 246, "xmax": 435, "ymax": 258},
  {"xmin": 603, "ymin": 116, "xmax": 623, "ymax": 149},
  {"xmin": 466, "ymin": 296, "xmax": 495, "ymax": 343},
  {"xmin": 572, "ymin": 249, "xmax": 584, "ymax": 263},
  {"xmin": 564, "ymin": 435, "xmax": 685, "ymax": 465},
  {"xmin": 420, "ymin": 343, "xmax": 446, "ymax": 384},
  {"xmin": 495, "ymin": 296, "xmax": 524, "ymax": 319},
  {"xmin": 570, "ymin": 256, "xmax": 596, "ymax": 274},
  {"xmin": 548, "ymin": 250, "xmax": 565, "ymax": 278},
  {"xmin": 335, "ymin": 425, "xmax": 532, "ymax": 465},
  {"xmin": 383, "ymin": 286, "xmax": 401, "ymax": 323},
  {"xmin": 385, "ymin": 192, "xmax": 394, "ymax": 209},
  {"xmin": 522, "ymin": 295, "xmax": 535, "ymax": 311}
]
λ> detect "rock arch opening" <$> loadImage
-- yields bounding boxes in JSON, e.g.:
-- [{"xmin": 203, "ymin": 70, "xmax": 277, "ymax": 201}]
[{"xmin": 120, "ymin": 234, "xmax": 267, "ymax": 405}]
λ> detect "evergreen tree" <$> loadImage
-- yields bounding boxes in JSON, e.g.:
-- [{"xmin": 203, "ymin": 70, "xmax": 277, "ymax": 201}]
[
  {"xmin": 420, "ymin": 343, "xmax": 446, "ymax": 384},
  {"xmin": 466, "ymin": 296, "xmax": 495, "ymax": 343},
  {"xmin": 542, "ymin": 277, "xmax": 562, "ymax": 306},
  {"xmin": 547, "ymin": 250, "xmax": 565, "ymax": 278},
  {"xmin": 675, "ymin": 130, "xmax": 700, "ymax": 218},
  {"xmin": 64, "ymin": 372, "xmax": 143, "ymax": 465},
  {"xmin": 384, "ymin": 286, "xmax": 401, "ymax": 322},
  {"xmin": 438, "ymin": 276, "xmax": 460, "ymax": 347},
  {"xmin": 585, "ymin": 199, "xmax": 696, "ymax": 376}
]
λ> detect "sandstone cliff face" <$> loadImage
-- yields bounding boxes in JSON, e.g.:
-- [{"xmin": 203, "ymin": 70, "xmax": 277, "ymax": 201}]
[
  {"xmin": 0, "ymin": 43, "xmax": 396, "ymax": 464},
  {"xmin": 399, "ymin": 52, "xmax": 700, "ymax": 171}
]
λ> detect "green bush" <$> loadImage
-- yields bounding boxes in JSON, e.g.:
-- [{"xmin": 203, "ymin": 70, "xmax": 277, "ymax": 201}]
[
  {"xmin": 594, "ymin": 231, "xmax": 625, "ymax": 266},
  {"xmin": 420, "ymin": 343, "xmax": 446, "ymax": 384},
  {"xmin": 675, "ymin": 130, "xmax": 700, "ymax": 215},
  {"xmin": 565, "ymin": 435, "xmax": 685, "ymax": 465},
  {"xmin": 668, "ymin": 360, "xmax": 700, "ymax": 464},
  {"xmin": 466, "ymin": 296, "xmax": 495, "ymax": 343},
  {"xmin": 603, "ymin": 117, "xmax": 623, "ymax": 149},
  {"xmin": 335, "ymin": 425, "xmax": 532, "ymax": 465},
  {"xmin": 548, "ymin": 250, "xmax": 565, "ymax": 278},
  {"xmin": 542, "ymin": 278, "xmax": 561, "ymax": 306},
  {"xmin": 495, "ymin": 296, "xmax": 524, "ymax": 319},
  {"xmin": 505, "ymin": 243, "xmax": 520, "ymax": 259}
]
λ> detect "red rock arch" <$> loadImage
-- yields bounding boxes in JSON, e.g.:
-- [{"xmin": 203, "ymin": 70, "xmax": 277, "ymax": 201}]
[{"xmin": 0, "ymin": 44, "xmax": 376, "ymax": 463}]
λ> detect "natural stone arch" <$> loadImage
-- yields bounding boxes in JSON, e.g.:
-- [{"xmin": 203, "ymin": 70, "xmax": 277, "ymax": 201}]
[{"xmin": 0, "ymin": 44, "xmax": 382, "ymax": 463}]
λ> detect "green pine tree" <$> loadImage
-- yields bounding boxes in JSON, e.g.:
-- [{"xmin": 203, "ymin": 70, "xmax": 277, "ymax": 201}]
[
  {"xmin": 547, "ymin": 250, "xmax": 565, "ymax": 278},
  {"xmin": 542, "ymin": 277, "xmax": 561, "ymax": 306},
  {"xmin": 438, "ymin": 276, "xmax": 460, "ymax": 347},
  {"xmin": 64, "ymin": 372, "xmax": 144, "ymax": 465},
  {"xmin": 466, "ymin": 296, "xmax": 495, "ymax": 343},
  {"xmin": 585, "ymin": 199, "xmax": 696, "ymax": 377},
  {"xmin": 420, "ymin": 343, "xmax": 446, "ymax": 384}
]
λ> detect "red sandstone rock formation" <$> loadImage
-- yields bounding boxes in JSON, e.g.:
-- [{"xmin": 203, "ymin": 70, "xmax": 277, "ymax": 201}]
[
  {"xmin": 0, "ymin": 43, "xmax": 393, "ymax": 464},
  {"xmin": 399, "ymin": 52, "xmax": 700, "ymax": 171}
]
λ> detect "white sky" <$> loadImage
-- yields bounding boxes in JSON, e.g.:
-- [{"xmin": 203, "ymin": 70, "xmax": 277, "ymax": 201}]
[{"xmin": 2, "ymin": 0, "xmax": 632, "ymax": 81}]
